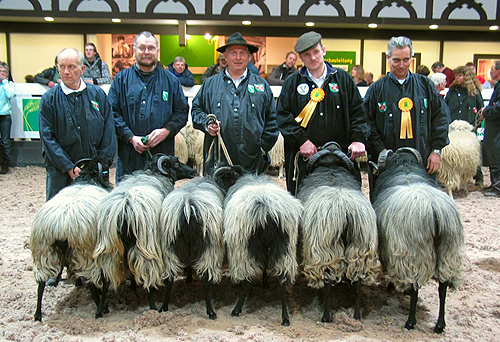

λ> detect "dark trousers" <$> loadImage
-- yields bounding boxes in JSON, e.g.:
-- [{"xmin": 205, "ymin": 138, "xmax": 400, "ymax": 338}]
[
  {"xmin": 490, "ymin": 166, "xmax": 500, "ymax": 193},
  {"xmin": 45, "ymin": 159, "xmax": 72, "ymax": 201},
  {"xmin": 0, "ymin": 115, "xmax": 12, "ymax": 162}
]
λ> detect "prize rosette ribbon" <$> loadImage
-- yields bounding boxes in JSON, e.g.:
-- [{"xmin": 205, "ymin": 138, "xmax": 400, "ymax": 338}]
[
  {"xmin": 398, "ymin": 97, "xmax": 413, "ymax": 139},
  {"xmin": 295, "ymin": 88, "xmax": 325, "ymax": 128}
]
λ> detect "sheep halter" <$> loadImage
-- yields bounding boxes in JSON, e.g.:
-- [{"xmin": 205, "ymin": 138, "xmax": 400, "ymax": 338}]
[
  {"xmin": 295, "ymin": 88, "xmax": 325, "ymax": 128},
  {"xmin": 398, "ymin": 97, "xmax": 413, "ymax": 139},
  {"xmin": 206, "ymin": 114, "xmax": 233, "ymax": 166}
]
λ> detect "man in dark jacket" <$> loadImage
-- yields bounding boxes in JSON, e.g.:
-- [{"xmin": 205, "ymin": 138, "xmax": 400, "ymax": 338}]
[
  {"xmin": 266, "ymin": 51, "xmax": 298, "ymax": 86},
  {"xmin": 39, "ymin": 48, "xmax": 116, "ymax": 200},
  {"xmin": 167, "ymin": 56, "xmax": 195, "ymax": 87},
  {"xmin": 200, "ymin": 53, "xmax": 227, "ymax": 83},
  {"xmin": 34, "ymin": 58, "xmax": 61, "ymax": 88},
  {"xmin": 192, "ymin": 32, "xmax": 278, "ymax": 175},
  {"xmin": 276, "ymin": 31, "xmax": 369, "ymax": 195},
  {"xmin": 109, "ymin": 31, "xmax": 189, "ymax": 182},
  {"xmin": 482, "ymin": 60, "xmax": 500, "ymax": 197},
  {"xmin": 365, "ymin": 36, "xmax": 449, "ymax": 193}
]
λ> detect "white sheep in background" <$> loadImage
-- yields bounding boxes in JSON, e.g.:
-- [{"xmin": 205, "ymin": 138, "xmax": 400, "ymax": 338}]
[
  {"xmin": 180, "ymin": 122, "xmax": 205, "ymax": 175},
  {"xmin": 223, "ymin": 174, "xmax": 302, "ymax": 326},
  {"xmin": 30, "ymin": 158, "xmax": 113, "ymax": 321},
  {"xmin": 175, "ymin": 133, "xmax": 189, "ymax": 164},
  {"xmin": 437, "ymin": 120, "xmax": 481, "ymax": 197},
  {"xmin": 268, "ymin": 132, "xmax": 284, "ymax": 178}
]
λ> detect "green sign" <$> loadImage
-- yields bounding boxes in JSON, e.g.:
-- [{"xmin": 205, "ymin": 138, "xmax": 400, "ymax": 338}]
[
  {"xmin": 22, "ymin": 98, "xmax": 40, "ymax": 132},
  {"xmin": 324, "ymin": 51, "xmax": 356, "ymax": 72}
]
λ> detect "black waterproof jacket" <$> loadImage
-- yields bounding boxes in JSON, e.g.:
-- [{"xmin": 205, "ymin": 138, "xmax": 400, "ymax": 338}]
[
  {"xmin": 482, "ymin": 82, "xmax": 500, "ymax": 166},
  {"xmin": 445, "ymin": 86, "xmax": 483, "ymax": 125}
]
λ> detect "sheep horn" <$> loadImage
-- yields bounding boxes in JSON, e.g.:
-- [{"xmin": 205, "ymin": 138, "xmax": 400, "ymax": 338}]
[
  {"xmin": 377, "ymin": 149, "xmax": 394, "ymax": 173},
  {"xmin": 97, "ymin": 161, "xmax": 109, "ymax": 187},
  {"xmin": 73, "ymin": 158, "xmax": 94, "ymax": 171},
  {"xmin": 331, "ymin": 149, "xmax": 355, "ymax": 174},
  {"xmin": 320, "ymin": 141, "xmax": 342, "ymax": 152},
  {"xmin": 306, "ymin": 149, "xmax": 332, "ymax": 173},
  {"xmin": 395, "ymin": 147, "xmax": 423, "ymax": 166},
  {"xmin": 156, "ymin": 155, "xmax": 170, "ymax": 175}
]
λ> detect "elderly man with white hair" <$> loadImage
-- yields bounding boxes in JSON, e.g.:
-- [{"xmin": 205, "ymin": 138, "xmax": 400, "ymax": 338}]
[{"xmin": 430, "ymin": 72, "xmax": 447, "ymax": 93}]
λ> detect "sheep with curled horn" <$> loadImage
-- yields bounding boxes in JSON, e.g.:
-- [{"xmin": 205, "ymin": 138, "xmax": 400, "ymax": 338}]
[
  {"xmin": 91, "ymin": 154, "xmax": 196, "ymax": 317},
  {"xmin": 297, "ymin": 142, "xmax": 381, "ymax": 323},
  {"xmin": 30, "ymin": 157, "xmax": 113, "ymax": 321},
  {"xmin": 158, "ymin": 164, "xmax": 245, "ymax": 319},
  {"xmin": 223, "ymin": 172, "xmax": 302, "ymax": 326},
  {"xmin": 372, "ymin": 147, "xmax": 464, "ymax": 333}
]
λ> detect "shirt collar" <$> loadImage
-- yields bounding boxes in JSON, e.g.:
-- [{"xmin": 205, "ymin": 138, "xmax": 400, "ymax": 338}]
[
  {"xmin": 225, "ymin": 68, "xmax": 248, "ymax": 87},
  {"xmin": 306, "ymin": 63, "xmax": 327, "ymax": 88},
  {"xmin": 60, "ymin": 78, "xmax": 86, "ymax": 95}
]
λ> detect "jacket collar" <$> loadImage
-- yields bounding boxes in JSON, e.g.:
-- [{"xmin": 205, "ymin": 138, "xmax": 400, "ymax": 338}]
[
  {"xmin": 387, "ymin": 70, "xmax": 412, "ymax": 85},
  {"xmin": 299, "ymin": 61, "xmax": 337, "ymax": 80}
]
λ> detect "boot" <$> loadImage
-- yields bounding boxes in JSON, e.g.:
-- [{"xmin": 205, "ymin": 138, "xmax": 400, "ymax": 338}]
[{"xmin": 0, "ymin": 160, "xmax": 9, "ymax": 174}]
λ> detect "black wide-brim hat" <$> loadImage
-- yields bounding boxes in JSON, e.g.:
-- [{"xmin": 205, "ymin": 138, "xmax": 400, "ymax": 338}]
[{"xmin": 216, "ymin": 32, "xmax": 259, "ymax": 54}]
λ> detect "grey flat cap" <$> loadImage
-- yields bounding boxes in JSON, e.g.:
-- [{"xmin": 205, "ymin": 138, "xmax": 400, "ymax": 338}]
[{"xmin": 294, "ymin": 31, "xmax": 322, "ymax": 54}]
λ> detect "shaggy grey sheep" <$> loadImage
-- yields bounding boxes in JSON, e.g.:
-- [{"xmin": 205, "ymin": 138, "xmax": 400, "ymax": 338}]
[{"xmin": 373, "ymin": 147, "xmax": 464, "ymax": 333}]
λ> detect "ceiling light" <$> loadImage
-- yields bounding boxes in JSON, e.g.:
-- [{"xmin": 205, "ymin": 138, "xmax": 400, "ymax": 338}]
[
  {"xmin": 429, "ymin": 24, "xmax": 439, "ymax": 30},
  {"xmin": 368, "ymin": 23, "xmax": 377, "ymax": 28},
  {"xmin": 242, "ymin": 21, "xmax": 251, "ymax": 26},
  {"xmin": 44, "ymin": 17, "xmax": 54, "ymax": 22},
  {"xmin": 111, "ymin": 18, "xmax": 121, "ymax": 23},
  {"xmin": 305, "ymin": 22, "xmax": 315, "ymax": 27},
  {"xmin": 204, "ymin": 33, "xmax": 211, "ymax": 40},
  {"xmin": 489, "ymin": 25, "xmax": 499, "ymax": 31}
]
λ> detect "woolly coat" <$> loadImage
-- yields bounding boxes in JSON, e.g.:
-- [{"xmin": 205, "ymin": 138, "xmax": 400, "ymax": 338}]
[{"xmin": 482, "ymin": 82, "xmax": 500, "ymax": 166}]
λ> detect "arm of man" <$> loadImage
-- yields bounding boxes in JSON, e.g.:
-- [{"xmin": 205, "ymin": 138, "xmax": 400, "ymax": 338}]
[
  {"xmin": 345, "ymin": 73, "xmax": 370, "ymax": 159},
  {"xmin": 95, "ymin": 89, "xmax": 117, "ymax": 161},
  {"xmin": 266, "ymin": 66, "xmax": 285, "ymax": 86},
  {"xmin": 200, "ymin": 65, "xmax": 216, "ymax": 84},
  {"xmin": 94, "ymin": 60, "xmax": 112, "ymax": 85},
  {"xmin": 109, "ymin": 75, "xmax": 134, "ymax": 143},
  {"xmin": 259, "ymin": 84, "xmax": 279, "ymax": 152},
  {"xmin": 363, "ymin": 84, "xmax": 386, "ymax": 158},
  {"xmin": 192, "ymin": 82, "xmax": 213, "ymax": 134},
  {"xmin": 34, "ymin": 67, "xmax": 55, "ymax": 86},
  {"xmin": 427, "ymin": 80, "xmax": 449, "ymax": 174},
  {"xmin": 0, "ymin": 79, "xmax": 15, "ymax": 99},
  {"xmin": 483, "ymin": 92, "xmax": 500, "ymax": 121}
]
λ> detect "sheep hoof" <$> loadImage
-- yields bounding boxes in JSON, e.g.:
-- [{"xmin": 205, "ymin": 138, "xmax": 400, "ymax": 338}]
[
  {"xmin": 158, "ymin": 305, "xmax": 168, "ymax": 313},
  {"xmin": 231, "ymin": 309, "xmax": 240, "ymax": 317},
  {"xmin": 208, "ymin": 312, "xmax": 217, "ymax": 320},
  {"xmin": 321, "ymin": 315, "xmax": 330, "ymax": 323},
  {"xmin": 34, "ymin": 314, "xmax": 42, "ymax": 322},
  {"xmin": 282, "ymin": 318, "xmax": 290, "ymax": 326},
  {"xmin": 434, "ymin": 323, "xmax": 445, "ymax": 334},
  {"xmin": 46, "ymin": 277, "xmax": 59, "ymax": 287},
  {"xmin": 95, "ymin": 312, "xmax": 103, "ymax": 319},
  {"xmin": 405, "ymin": 319, "xmax": 416, "ymax": 330}
]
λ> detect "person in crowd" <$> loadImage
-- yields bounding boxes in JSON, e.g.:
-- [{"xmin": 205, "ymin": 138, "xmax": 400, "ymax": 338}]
[
  {"xmin": 248, "ymin": 54, "xmax": 260, "ymax": 75},
  {"xmin": 365, "ymin": 72, "xmax": 374, "ymax": 86},
  {"xmin": 34, "ymin": 57, "xmax": 61, "ymax": 88},
  {"xmin": 416, "ymin": 65, "xmax": 430, "ymax": 76},
  {"xmin": 465, "ymin": 62, "xmax": 487, "ymax": 85},
  {"xmin": 276, "ymin": 31, "xmax": 369, "ymax": 195},
  {"xmin": 266, "ymin": 51, "xmax": 298, "ymax": 86},
  {"xmin": 192, "ymin": 32, "xmax": 278, "ymax": 175},
  {"xmin": 365, "ymin": 36, "xmax": 449, "ymax": 189},
  {"xmin": 82, "ymin": 43, "xmax": 112, "ymax": 85},
  {"xmin": 200, "ymin": 53, "xmax": 227, "ymax": 83},
  {"xmin": 430, "ymin": 72, "xmax": 447, "ymax": 95},
  {"xmin": 24, "ymin": 75, "xmax": 34, "ymax": 83},
  {"xmin": 167, "ymin": 56, "xmax": 195, "ymax": 87},
  {"xmin": 432, "ymin": 61, "xmax": 455, "ymax": 87},
  {"xmin": 113, "ymin": 35, "xmax": 133, "ymax": 59},
  {"xmin": 109, "ymin": 31, "xmax": 188, "ymax": 182},
  {"xmin": 0, "ymin": 62, "xmax": 15, "ymax": 174},
  {"xmin": 482, "ymin": 61, "xmax": 500, "ymax": 197},
  {"xmin": 38, "ymin": 48, "xmax": 116, "ymax": 200},
  {"xmin": 351, "ymin": 64, "xmax": 368, "ymax": 86}
]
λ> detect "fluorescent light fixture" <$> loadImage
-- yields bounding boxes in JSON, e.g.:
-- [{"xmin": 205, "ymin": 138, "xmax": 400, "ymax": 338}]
[
  {"xmin": 111, "ymin": 18, "xmax": 121, "ymax": 23},
  {"xmin": 305, "ymin": 22, "xmax": 315, "ymax": 27},
  {"xmin": 368, "ymin": 23, "xmax": 378, "ymax": 28},
  {"xmin": 44, "ymin": 17, "xmax": 54, "ymax": 22},
  {"xmin": 489, "ymin": 25, "xmax": 499, "ymax": 31},
  {"xmin": 185, "ymin": 34, "xmax": 191, "ymax": 40},
  {"xmin": 429, "ymin": 24, "xmax": 439, "ymax": 30},
  {"xmin": 242, "ymin": 21, "xmax": 251, "ymax": 26}
]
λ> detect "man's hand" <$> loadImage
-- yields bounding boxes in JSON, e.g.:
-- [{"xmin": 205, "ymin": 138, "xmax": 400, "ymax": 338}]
[
  {"xmin": 348, "ymin": 142, "xmax": 366, "ymax": 160},
  {"xmin": 146, "ymin": 128, "xmax": 170, "ymax": 149},
  {"xmin": 427, "ymin": 152, "xmax": 441, "ymax": 174},
  {"xmin": 207, "ymin": 122, "xmax": 219, "ymax": 137},
  {"xmin": 47, "ymin": 81, "xmax": 55, "ymax": 88},
  {"xmin": 300, "ymin": 140, "xmax": 317, "ymax": 159},
  {"xmin": 68, "ymin": 167, "xmax": 81, "ymax": 179},
  {"xmin": 130, "ymin": 136, "xmax": 148, "ymax": 154}
]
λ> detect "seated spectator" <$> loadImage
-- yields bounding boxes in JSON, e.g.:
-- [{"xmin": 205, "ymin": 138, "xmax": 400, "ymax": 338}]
[
  {"xmin": 416, "ymin": 65, "xmax": 430, "ymax": 76},
  {"xmin": 167, "ymin": 56, "xmax": 194, "ymax": 87},
  {"xmin": 365, "ymin": 72, "xmax": 374, "ymax": 85},
  {"xmin": 34, "ymin": 57, "xmax": 60, "ymax": 87},
  {"xmin": 266, "ymin": 51, "xmax": 297, "ymax": 85},
  {"xmin": 24, "ymin": 75, "xmax": 34, "ymax": 83},
  {"xmin": 200, "ymin": 53, "xmax": 227, "ymax": 83},
  {"xmin": 430, "ymin": 72, "xmax": 447, "ymax": 94},
  {"xmin": 82, "ymin": 43, "xmax": 112, "ymax": 85},
  {"xmin": 351, "ymin": 65, "xmax": 367, "ymax": 86},
  {"xmin": 247, "ymin": 55, "xmax": 260, "ymax": 75},
  {"xmin": 431, "ymin": 61, "xmax": 455, "ymax": 87}
]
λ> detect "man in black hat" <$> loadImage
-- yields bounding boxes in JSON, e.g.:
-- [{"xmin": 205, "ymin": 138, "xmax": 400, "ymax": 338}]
[
  {"xmin": 192, "ymin": 32, "xmax": 278, "ymax": 175},
  {"xmin": 276, "ymin": 31, "xmax": 369, "ymax": 195}
]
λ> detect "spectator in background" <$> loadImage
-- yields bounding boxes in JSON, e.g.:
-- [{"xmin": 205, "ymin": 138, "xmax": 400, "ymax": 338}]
[
  {"xmin": 430, "ymin": 72, "xmax": 447, "ymax": 95},
  {"xmin": 34, "ymin": 57, "xmax": 61, "ymax": 88},
  {"xmin": 0, "ymin": 62, "xmax": 15, "ymax": 174},
  {"xmin": 266, "ymin": 51, "xmax": 298, "ymax": 85},
  {"xmin": 200, "ymin": 53, "xmax": 227, "ymax": 83},
  {"xmin": 24, "ymin": 75, "xmax": 35, "ymax": 83},
  {"xmin": 248, "ymin": 54, "xmax": 260, "ymax": 75},
  {"xmin": 416, "ymin": 65, "xmax": 430, "ymax": 76},
  {"xmin": 113, "ymin": 35, "xmax": 133, "ymax": 59},
  {"xmin": 465, "ymin": 62, "xmax": 486, "ymax": 85},
  {"xmin": 82, "ymin": 43, "xmax": 112, "ymax": 85},
  {"xmin": 167, "ymin": 56, "xmax": 195, "ymax": 87},
  {"xmin": 365, "ymin": 72, "xmax": 374, "ymax": 86},
  {"xmin": 431, "ymin": 61, "xmax": 455, "ymax": 87},
  {"xmin": 351, "ymin": 64, "xmax": 367, "ymax": 86}
]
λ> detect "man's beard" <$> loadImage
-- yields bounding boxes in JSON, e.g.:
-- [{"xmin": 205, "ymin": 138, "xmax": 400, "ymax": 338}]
[{"xmin": 137, "ymin": 57, "xmax": 157, "ymax": 68}]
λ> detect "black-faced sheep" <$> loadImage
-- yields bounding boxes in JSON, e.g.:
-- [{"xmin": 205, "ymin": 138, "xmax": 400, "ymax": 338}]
[
  {"xmin": 158, "ymin": 165, "xmax": 245, "ymax": 319},
  {"xmin": 297, "ymin": 143, "xmax": 380, "ymax": 322},
  {"xmin": 437, "ymin": 119, "xmax": 481, "ymax": 197},
  {"xmin": 30, "ymin": 157, "xmax": 113, "ymax": 321},
  {"xmin": 223, "ymin": 173, "xmax": 302, "ymax": 326},
  {"xmin": 91, "ymin": 154, "xmax": 196, "ymax": 317},
  {"xmin": 373, "ymin": 147, "xmax": 464, "ymax": 333}
]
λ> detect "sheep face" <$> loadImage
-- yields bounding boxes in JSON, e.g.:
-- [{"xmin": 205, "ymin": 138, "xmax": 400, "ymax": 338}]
[
  {"xmin": 73, "ymin": 157, "xmax": 113, "ymax": 189},
  {"xmin": 147, "ymin": 154, "xmax": 197, "ymax": 181}
]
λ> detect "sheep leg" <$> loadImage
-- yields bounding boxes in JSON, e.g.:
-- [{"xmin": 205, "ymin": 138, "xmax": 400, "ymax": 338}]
[
  {"xmin": 405, "ymin": 287, "xmax": 418, "ymax": 330},
  {"xmin": 96, "ymin": 275, "xmax": 109, "ymax": 319},
  {"xmin": 281, "ymin": 281, "xmax": 290, "ymax": 326},
  {"xmin": 159, "ymin": 278, "xmax": 173, "ymax": 312},
  {"xmin": 88, "ymin": 283, "xmax": 109, "ymax": 315},
  {"xmin": 434, "ymin": 281, "xmax": 449, "ymax": 334},
  {"xmin": 231, "ymin": 280, "xmax": 251, "ymax": 317},
  {"xmin": 34, "ymin": 281, "xmax": 45, "ymax": 321},
  {"xmin": 186, "ymin": 266, "xmax": 193, "ymax": 284},
  {"xmin": 148, "ymin": 288, "xmax": 157, "ymax": 310},
  {"xmin": 202, "ymin": 272, "xmax": 217, "ymax": 320},
  {"xmin": 46, "ymin": 268, "xmax": 63, "ymax": 287},
  {"xmin": 262, "ymin": 269, "xmax": 270, "ymax": 289},
  {"xmin": 321, "ymin": 281, "xmax": 331, "ymax": 323},
  {"xmin": 353, "ymin": 280, "xmax": 361, "ymax": 320}
]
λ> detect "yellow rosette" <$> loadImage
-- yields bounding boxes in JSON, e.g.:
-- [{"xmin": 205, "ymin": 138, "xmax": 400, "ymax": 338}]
[
  {"xmin": 398, "ymin": 97, "xmax": 413, "ymax": 139},
  {"xmin": 295, "ymin": 88, "xmax": 325, "ymax": 128}
]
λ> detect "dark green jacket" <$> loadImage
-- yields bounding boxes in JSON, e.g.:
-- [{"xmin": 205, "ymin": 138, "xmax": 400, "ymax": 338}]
[{"xmin": 445, "ymin": 86, "xmax": 483, "ymax": 125}]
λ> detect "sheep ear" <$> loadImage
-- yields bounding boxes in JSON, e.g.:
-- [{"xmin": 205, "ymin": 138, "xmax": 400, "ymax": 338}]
[
  {"xmin": 377, "ymin": 149, "xmax": 394, "ymax": 172},
  {"xmin": 306, "ymin": 149, "xmax": 332, "ymax": 173},
  {"xmin": 395, "ymin": 147, "xmax": 423, "ymax": 166},
  {"xmin": 331, "ymin": 149, "xmax": 355, "ymax": 174},
  {"xmin": 73, "ymin": 158, "xmax": 94, "ymax": 171}
]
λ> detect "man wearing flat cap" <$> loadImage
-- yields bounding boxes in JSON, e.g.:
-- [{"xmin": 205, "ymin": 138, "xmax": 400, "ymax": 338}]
[
  {"xmin": 192, "ymin": 32, "xmax": 278, "ymax": 175},
  {"xmin": 276, "ymin": 31, "xmax": 370, "ymax": 194}
]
